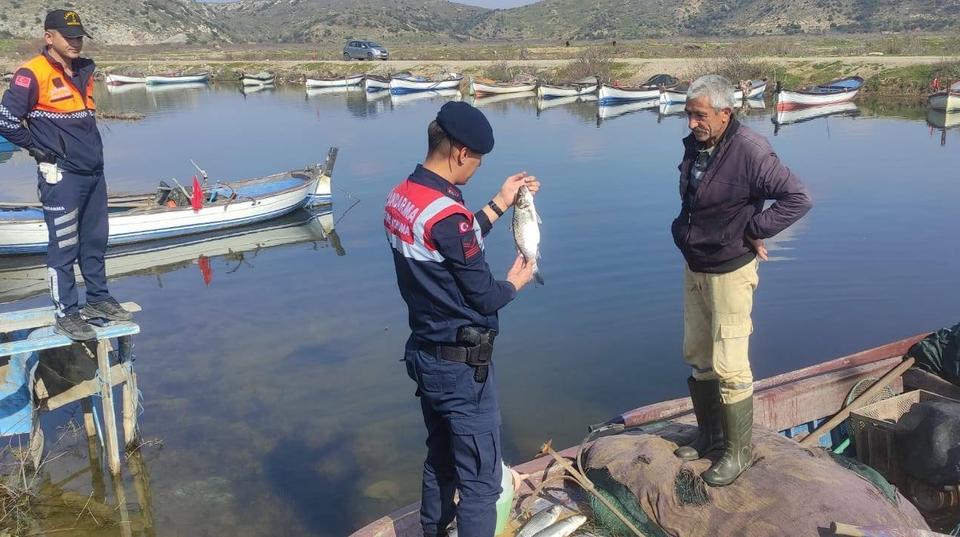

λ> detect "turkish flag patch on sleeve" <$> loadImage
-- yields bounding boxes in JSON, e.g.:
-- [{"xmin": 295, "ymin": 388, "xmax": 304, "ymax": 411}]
[{"xmin": 14, "ymin": 75, "xmax": 31, "ymax": 88}]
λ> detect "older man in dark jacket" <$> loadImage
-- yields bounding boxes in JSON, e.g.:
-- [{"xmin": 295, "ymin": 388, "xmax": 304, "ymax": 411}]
[{"xmin": 671, "ymin": 74, "xmax": 812, "ymax": 486}]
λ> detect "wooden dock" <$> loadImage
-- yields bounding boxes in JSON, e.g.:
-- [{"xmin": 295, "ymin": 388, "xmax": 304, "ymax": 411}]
[{"xmin": 0, "ymin": 302, "xmax": 142, "ymax": 475}]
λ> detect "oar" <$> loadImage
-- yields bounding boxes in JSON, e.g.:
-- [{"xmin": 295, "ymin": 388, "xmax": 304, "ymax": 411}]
[{"xmin": 799, "ymin": 357, "xmax": 915, "ymax": 447}]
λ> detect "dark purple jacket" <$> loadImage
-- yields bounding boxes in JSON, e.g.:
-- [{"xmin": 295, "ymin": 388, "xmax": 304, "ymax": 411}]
[{"xmin": 671, "ymin": 118, "xmax": 812, "ymax": 273}]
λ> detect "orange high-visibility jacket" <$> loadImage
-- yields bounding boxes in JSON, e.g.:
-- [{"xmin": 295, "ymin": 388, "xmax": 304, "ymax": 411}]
[{"xmin": 0, "ymin": 49, "xmax": 103, "ymax": 174}]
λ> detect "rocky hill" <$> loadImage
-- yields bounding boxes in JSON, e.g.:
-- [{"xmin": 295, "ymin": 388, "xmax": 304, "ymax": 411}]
[
  {"xmin": 0, "ymin": 0, "xmax": 957, "ymax": 46},
  {"xmin": 0, "ymin": 0, "xmax": 231, "ymax": 45}
]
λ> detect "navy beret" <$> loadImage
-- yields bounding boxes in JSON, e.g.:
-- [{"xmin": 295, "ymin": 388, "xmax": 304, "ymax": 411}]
[{"xmin": 436, "ymin": 101, "xmax": 495, "ymax": 155}]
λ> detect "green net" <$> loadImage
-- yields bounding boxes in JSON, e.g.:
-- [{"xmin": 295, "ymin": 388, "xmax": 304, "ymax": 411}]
[
  {"xmin": 585, "ymin": 467, "xmax": 669, "ymax": 537},
  {"xmin": 826, "ymin": 451, "xmax": 899, "ymax": 505}
]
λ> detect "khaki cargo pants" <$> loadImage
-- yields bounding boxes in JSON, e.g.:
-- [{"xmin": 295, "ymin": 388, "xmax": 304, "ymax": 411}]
[{"xmin": 683, "ymin": 259, "xmax": 759, "ymax": 404}]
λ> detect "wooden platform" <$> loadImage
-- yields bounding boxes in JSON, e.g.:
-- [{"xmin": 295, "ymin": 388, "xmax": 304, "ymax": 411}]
[{"xmin": 0, "ymin": 302, "xmax": 142, "ymax": 475}]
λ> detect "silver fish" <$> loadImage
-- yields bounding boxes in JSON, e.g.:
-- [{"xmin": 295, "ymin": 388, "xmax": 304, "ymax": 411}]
[
  {"xmin": 512, "ymin": 185, "xmax": 543, "ymax": 285},
  {"xmin": 517, "ymin": 504, "xmax": 562, "ymax": 537},
  {"xmin": 531, "ymin": 515, "xmax": 588, "ymax": 537}
]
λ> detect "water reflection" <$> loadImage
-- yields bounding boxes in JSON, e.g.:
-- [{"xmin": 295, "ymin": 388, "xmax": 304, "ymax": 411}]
[
  {"xmin": 772, "ymin": 102, "xmax": 861, "ymax": 134},
  {"xmin": 0, "ymin": 208, "xmax": 341, "ymax": 304},
  {"xmin": 596, "ymin": 98, "xmax": 658, "ymax": 124},
  {"xmin": 927, "ymin": 109, "xmax": 960, "ymax": 146},
  {"xmin": 390, "ymin": 89, "xmax": 461, "ymax": 107}
]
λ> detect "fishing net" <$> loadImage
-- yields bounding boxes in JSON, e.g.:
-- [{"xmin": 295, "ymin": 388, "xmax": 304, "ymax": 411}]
[{"xmin": 582, "ymin": 422, "xmax": 929, "ymax": 537}]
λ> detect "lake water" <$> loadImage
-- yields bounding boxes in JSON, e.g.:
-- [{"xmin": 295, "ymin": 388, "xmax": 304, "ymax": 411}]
[{"xmin": 1, "ymin": 83, "xmax": 959, "ymax": 536}]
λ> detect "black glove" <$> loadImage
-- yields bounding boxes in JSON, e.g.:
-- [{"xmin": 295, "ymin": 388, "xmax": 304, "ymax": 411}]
[{"xmin": 28, "ymin": 146, "xmax": 56, "ymax": 164}]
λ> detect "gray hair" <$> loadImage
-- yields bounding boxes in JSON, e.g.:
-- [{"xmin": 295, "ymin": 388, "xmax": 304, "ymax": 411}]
[{"xmin": 687, "ymin": 74, "xmax": 735, "ymax": 111}]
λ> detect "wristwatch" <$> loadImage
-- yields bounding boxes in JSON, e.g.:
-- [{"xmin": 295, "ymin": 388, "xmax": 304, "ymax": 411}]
[{"xmin": 487, "ymin": 199, "xmax": 504, "ymax": 217}]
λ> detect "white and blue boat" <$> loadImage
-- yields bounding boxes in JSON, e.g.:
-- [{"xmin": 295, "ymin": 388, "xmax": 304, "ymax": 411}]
[
  {"xmin": 390, "ymin": 74, "xmax": 463, "ymax": 95},
  {"xmin": 0, "ymin": 148, "xmax": 337, "ymax": 255}
]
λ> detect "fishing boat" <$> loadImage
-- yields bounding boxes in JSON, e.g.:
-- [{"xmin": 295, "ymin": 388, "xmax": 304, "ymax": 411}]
[
  {"xmin": 145, "ymin": 73, "xmax": 210, "ymax": 85},
  {"xmin": 659, "ymin": 84, "xmax": 689, "ymax": 105},
  {"xmin": 928, "ymin": 81, "xmax": 960, "ymax": 111},
  {"xmin": 596, "ymin": 98, "xmax": 659, "ymax": 123},
  {"xmin": 0, "ymin": 148, "xmax": 337, "ymax": 256},
  {"xmin": 772, "ymin": 102, "xmax": 861, "ymax": 130},
  {"xmin": 470, "ymin": 79, "xmax": 537, "ymax": 98},
  {"xmin": 105, "ymin": 73, "xmax": 146, "ymax": 85},
  {"xmin": 390, "ymin": 89, "xmax": 461, "ymax": 107},
  {"xmin": 363, "ymin": 75, "xmax": 391, "ymax": 92},
  {"xmin": 349, "ymin": 332, "xmax": 950, "ymax": 537},
  {"xmin": 305, "ymin": 74, "xmax": 364, "ymax": 88},
  {"xmin": 537, "ymin": 77, "xmax": 599, "ymax": 99},
  {"xmin": 241, "ymin": 72, "xmax": 275, "ymax": 86},
  {"xmin": 0, "ymin": 208, "xmax": 341, "ymax": 304},
  {"xmin": 598, "ymin": 74, "xmax": 679, "ymax": 105},
  {"xmin": 774, "ymin": 76, "xmax": 864, "ymax": 112},
  {"xmin": 390, "ymin": 74, "xmax": 463, "ymax": 95},
  {"xmin": 742, "ymin": 79, "xmax": 768, "ymax": 99}
]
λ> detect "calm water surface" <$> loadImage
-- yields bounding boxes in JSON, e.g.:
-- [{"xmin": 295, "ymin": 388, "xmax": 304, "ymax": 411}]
[{"xmin": 1, "ymin": 83, "xmax": 958, "ymax": 536}]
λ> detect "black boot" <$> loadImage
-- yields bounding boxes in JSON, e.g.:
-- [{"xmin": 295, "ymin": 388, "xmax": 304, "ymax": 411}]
[
  {"xmin": 702, "ymin": 395, "xmax": 753, "ymax": 487},
  {"xmin": 674, "ymin": 377, "xmax": 723, "ymax": 461}
]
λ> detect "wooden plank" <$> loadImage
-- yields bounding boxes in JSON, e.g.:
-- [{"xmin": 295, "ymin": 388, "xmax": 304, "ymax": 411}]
[
  {"xmin": 0, "ymin": 322, "xmax": 140, "ymax": 357},
  {"xmin": 122, "ymin": 363, "xmax": 139, "ymax": 450},
  {"xmin": 0, "ymin": 301, "xmax": 142, "ymax": 334},
  {"xmin": 43, "ymin": 363, "xmax": 131, "ymax": 412},
  {"xmin": 97, "ymin": 339, "xmax": 121, "ymax": 475}
]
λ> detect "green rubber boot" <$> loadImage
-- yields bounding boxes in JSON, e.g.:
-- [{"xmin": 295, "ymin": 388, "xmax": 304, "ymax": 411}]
[
  {"xmin": 674, "ymin": 377, "xmax": 723, "ymax": 461},
  {"xmin": 702, "ymin": 395, "xmax": 753, "ymax": 487}
]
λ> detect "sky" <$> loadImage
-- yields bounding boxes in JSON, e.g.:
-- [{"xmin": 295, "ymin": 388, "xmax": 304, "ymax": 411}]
[{"xmin": 197, "ymin": 0, "xmax": 539, "ymax": 7}]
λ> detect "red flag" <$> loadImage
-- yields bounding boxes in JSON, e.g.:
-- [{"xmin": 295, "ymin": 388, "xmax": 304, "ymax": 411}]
[{"xmin": 191, "ymin": 175, "xmax": 203, "ymax": 212}]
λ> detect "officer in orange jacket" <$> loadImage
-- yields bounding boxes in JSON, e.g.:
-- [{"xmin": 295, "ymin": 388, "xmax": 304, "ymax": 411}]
[{"xmin": 0, "ymin": 10, "xmax": 132, "ymax": 339}]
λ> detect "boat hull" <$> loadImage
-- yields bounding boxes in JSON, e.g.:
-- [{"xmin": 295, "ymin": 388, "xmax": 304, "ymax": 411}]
[
  {"xmin": 242, "ymin": 77, "xmax": 276, "ymax": 87},
  {"xmin": 348, "ymin": 333, "xmax": 933, "ymax": 537},
  {"xmin": 537, "ymin": 83, "xmax": 597, "ymax": 99},
  {"xmin": 470, "ymin": 81, "xmax": 537, "ymax": 97},
  {"xmin": 659, "ymin": 88, "xmax": 687, "ymax": 105},
  {"xmin": 145, "ymin": 74, "xmax": 209, "ymax": 85},
  {"xmin": 106, "ymin": 74, "xmax": 145, "ymax": 85},
  {"xmin": 747, "ymin": 81, "xmax": 768, "ymax": 99},
  {"xmin": 598, "ymin": 84, "xmax": 659, "ymax": 104},
  {"xmin": 928, "ymin": 91, "xmax": 960, "ymax": 111},
  {"xmin": 775, "ymin": 77, "xmax": 864, "ymax": 112},
  {"xmin": 390, "ymin": 77, "xmax": 463, "ymax": 95},
  {"xmin": 306, "ymin": 76, "xmax": 364, "ymax": 88},
  {"xmin": 0, "ymin": 156, "xmax": 335, "ymax": 256},
  {"xmin": 364, "ymin": 76, "xmax": 391, "ymax": 92}
]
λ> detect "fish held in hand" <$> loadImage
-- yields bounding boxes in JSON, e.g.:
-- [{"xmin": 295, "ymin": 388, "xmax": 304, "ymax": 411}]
[{"xmin": 512, "ymin": 185, "xmax": 543, "ymax": 285}]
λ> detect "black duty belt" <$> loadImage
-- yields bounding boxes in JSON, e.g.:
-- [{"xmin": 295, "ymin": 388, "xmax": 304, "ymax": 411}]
[{"xmin": 417, "ymin": 326, "xmax": 496, "ymax": 382}]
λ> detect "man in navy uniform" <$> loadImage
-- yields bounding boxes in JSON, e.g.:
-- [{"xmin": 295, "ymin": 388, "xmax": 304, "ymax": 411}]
[
  {"xmin": 385, "ymin": 101, "xmax": 539, "ymax": 537},
  {"xmin": 0, "ymin": 10, "xmax": 133, "ymax": 340}
]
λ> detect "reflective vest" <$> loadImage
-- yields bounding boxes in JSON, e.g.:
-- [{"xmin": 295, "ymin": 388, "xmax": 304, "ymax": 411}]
[
  {"xmin": 385, "ymin": 179, "xmax": 481, "ymax": 263},
  {"xmin": 21, "ymin": 54, "xmax": 96, "ymax": 116}
]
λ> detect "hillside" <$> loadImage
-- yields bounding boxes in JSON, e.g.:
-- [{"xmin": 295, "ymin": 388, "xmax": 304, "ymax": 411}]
[
  {"xmin": 0, "ymin": 0, "xmax": 957, "ymax": 46},
  {"xmin": 214, "ymin": 0, "xmax": 488, "ymax": 43},
  {"xmin": 0, "ymin": 0, "xmax": 231, "ymax": 45}
]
